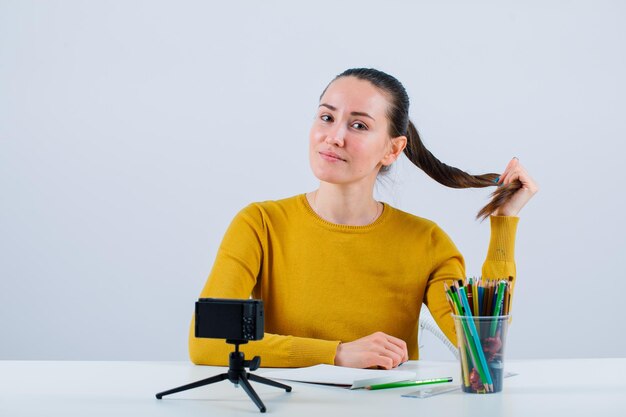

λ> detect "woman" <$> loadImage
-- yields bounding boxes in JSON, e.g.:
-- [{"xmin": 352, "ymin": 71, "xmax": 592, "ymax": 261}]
[{"xmin": 189, "ymin": 68, "xmax": 538, "ymax": 369}]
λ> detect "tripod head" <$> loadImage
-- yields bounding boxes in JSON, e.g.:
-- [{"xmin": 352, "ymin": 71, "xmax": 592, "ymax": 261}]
[{"xmin": 225, "ymin": 339, "xmax": 261, "ymax": 372}]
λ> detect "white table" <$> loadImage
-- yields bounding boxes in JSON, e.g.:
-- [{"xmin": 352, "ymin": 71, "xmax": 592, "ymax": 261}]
[{"xmin": 1, "ymin": 359, "xmax": 624, "ymax": 416}]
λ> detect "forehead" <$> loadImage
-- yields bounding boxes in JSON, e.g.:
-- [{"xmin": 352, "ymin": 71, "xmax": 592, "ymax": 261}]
[{"xmin": 320, "ymin": 76, "xmax": 389, "ymax": 116}]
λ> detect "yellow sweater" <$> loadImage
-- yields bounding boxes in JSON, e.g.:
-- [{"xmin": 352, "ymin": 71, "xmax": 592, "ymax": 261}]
[{"xmin": 189, "ymin": 194, "xmax": 518, "ymax": 367}]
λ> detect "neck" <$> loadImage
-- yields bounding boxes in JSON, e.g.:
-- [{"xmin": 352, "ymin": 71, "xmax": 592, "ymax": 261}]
[{"xmin": 307, "ymin": 183, "xmax": 381, "ymax": 226}]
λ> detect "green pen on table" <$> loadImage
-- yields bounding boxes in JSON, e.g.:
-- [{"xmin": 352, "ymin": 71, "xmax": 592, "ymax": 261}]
[{"xmin": 365, "ymin": 377, "xmax": 453, "ymax": 390}]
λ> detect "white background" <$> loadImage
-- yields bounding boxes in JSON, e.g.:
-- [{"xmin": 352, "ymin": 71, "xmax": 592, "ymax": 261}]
[{"xmin": 1, "ymin": 0, "xmax": 625, "ymax": 361}]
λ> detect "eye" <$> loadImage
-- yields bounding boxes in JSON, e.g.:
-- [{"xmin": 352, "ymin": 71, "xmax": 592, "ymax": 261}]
[
  {"xmin": 320, "ymin": 114, "xmax": 333, "ymax": 122},
  {"xmin": 351, "ymin": 122, "xmax": 368, "ymax": 130}
]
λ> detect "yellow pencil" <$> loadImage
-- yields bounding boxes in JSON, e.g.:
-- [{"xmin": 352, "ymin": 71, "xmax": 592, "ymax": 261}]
[
  {"xmin": 458, "ymin": 329, "xmax": 471, "ymax": 388},
  {"xmin": 472, "ymin": 279, "xmax": 479, "ymax": 315}
]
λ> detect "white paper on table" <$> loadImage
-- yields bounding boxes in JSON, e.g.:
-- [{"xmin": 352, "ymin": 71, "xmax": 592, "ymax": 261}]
[{"xmin": 259, "ymin": 364, "xmax": 416, "ymax": 389}]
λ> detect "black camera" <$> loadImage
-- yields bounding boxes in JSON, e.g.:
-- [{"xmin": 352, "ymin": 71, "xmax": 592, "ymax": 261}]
[{"xmin": 195, "ymin": 298, "xmax": 264, "ymax": 341}]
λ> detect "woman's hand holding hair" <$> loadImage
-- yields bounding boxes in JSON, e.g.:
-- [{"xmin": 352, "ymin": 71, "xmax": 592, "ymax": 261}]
[
  {"xmin": 492, "ymin": 157, "xmax": 539, "ymax": 217},
  {"xmin": 334, "ymin": 331, "xmax": 409, "ymax": 369}
]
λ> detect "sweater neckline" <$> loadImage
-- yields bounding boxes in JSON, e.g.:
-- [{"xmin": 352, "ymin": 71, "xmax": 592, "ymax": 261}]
[{"xmin": 298, "ymin": 193, "xmax": 390, "ymax": 232}]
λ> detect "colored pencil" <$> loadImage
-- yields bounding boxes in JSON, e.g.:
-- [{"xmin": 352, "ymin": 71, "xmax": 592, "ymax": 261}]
[{"xmin": 365, "ymin": 377, "xmax": 453, "ymax": 390}]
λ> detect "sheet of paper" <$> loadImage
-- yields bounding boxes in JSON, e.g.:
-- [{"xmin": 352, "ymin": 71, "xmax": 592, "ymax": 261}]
[{"xmin": 259, "ymin": 364, "xmax": 416, "ymax": 388}]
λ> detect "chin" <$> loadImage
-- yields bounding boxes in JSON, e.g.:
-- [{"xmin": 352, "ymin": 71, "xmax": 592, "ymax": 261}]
[{"xmin": 310, "ymin": 165, "xmax": 346, "ymax": 184}]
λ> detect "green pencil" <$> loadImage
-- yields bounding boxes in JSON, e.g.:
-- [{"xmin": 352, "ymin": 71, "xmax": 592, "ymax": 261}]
[
  {"xmin": 490, "ymin": 280, "xmax": 507, "ymax": 337},
  {"xmin": 365, "ymin": 377, "xmax": 453, "ymax": 390}
]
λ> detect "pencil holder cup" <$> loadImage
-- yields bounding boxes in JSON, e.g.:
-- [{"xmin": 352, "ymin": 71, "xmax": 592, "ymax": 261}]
[{"xmin": 452, "ymin": 315, "xmax": 510, "ymax": 394}]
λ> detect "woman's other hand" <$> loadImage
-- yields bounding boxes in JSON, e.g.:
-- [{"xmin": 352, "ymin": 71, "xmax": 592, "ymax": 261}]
[
  {"xmin": 334, "ymin": 331, "xmax": 409, "ymax": 369},
  {"xmin": 493, "ymin": 157, "xmax": 539, "ymax": 216}
]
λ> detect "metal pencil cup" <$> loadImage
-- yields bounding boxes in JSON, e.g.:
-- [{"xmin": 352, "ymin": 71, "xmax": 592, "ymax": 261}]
[{"xmin": 452, "ymin": 314, "xmax": 510, "ymax": 394}]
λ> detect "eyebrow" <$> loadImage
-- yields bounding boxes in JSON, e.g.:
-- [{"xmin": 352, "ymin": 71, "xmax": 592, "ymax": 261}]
[{"xmin": 318, "ymin": 103, "xmax": 376, "ymax": 121}]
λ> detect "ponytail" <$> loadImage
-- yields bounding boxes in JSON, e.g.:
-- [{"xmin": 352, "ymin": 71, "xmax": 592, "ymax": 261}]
[{"xmin": 403, "ymin": 120, "xmax": 522, "ymax": 221}]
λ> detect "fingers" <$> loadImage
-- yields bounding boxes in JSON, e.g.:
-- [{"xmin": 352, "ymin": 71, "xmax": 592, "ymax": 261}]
[
  {"xmin": 497, "ymin": 157, "xmax": 519, "ymax": 186},
  {"xmin": 371, "ymin": 332, "xmax": 408, "ymax": 367},
  {"xmin": 383, "ymin": 333, "xmax": 409, "ymax": 363},
  {"xmin": 361, "ymin": 333, "xmax": 404, "ymax": 369},
  {"xmin": 497, "ymin": 157, "xmax": 539, "ymax": 194},
  {"xmin": 377, "ymin": 342, "xmax": 403, "ymax": 369},
  {"xmin": 367, "ymin": 353, "xmax": 394, "ymax": 370}
]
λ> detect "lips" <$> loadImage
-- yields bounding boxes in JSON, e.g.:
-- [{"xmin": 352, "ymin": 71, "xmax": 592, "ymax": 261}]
[{"xmin": 319, "ymin": 151, "xmax": 347, "ymax": 162}]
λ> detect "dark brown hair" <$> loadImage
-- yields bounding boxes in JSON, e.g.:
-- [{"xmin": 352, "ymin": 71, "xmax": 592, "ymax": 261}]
[{"xmin": 320, "ymin": 68, "xmax": 522, "ymax": 221}]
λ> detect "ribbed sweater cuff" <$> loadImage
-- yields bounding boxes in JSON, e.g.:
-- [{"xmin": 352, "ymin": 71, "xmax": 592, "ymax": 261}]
[
  {"xmin": 486, "ymin": 215, "xmax": 519, "ymax": 262},
  {"xmin": 288, "ymin": 337, "xmax": 341, "ymax": 367}
]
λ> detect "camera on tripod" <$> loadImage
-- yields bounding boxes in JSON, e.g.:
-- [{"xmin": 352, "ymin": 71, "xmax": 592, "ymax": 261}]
[
  {"xmin": 195, "ymin": 298, "xmax": 264, "ymax": 341},
  {"xmin": 156, "ymin": 297, "xmax": 291, "ymax": 413}
]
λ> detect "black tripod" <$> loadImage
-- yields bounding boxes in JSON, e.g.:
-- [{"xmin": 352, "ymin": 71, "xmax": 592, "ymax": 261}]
[{"xmin": 155, "ymin": 340, "xmax": 292, "ymax": 413}]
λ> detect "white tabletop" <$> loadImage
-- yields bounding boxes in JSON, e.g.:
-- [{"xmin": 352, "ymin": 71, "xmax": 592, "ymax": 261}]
[{"xmin": 1, "ymin": 358, "xmax": 624, "ymax": 416}]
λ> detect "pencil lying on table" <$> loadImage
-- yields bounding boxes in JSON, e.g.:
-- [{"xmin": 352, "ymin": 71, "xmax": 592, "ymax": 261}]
[{"xmin": 365, "ymin": 377, "xmax": 453, "ymax": 390}]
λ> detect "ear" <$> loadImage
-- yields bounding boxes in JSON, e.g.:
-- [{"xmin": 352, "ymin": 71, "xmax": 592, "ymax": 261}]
[{"xmin": 381, "ymin": 135, "xmax": 407, "ymax": 166}]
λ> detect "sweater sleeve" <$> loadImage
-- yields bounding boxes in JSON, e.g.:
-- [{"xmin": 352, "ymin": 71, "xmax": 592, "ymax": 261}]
[
  {"xmin": 188, "ymin": 204, "xmax": 340, "ymax": 367},
  {"xmin": 423, "ymin": 224, "xmax": 466, "ymax": 346},
  {"xmin": 481, "ymin": 215, "xmax": 519, "ymax": 301},
  {"xmin": 423, "ymin": 216, "xmax": 519, "ymax": 346}
]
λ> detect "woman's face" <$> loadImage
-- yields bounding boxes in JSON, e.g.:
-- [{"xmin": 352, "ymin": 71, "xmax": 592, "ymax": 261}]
[{"xmin": 309, "ymin": 76, "xmax": 397, "ymax": 187}]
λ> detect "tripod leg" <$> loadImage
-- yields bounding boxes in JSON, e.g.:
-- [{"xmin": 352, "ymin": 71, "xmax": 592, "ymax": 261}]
[
  {"xmin": 248, "ymin": 373, "xmax": 292, "ymax": 392},
  {"xmin": 238, "ymin": 375, "xmax": 267, "ymax": 413},
  {"xmin": 156, "ymin": 373, "xmax": 228, "ymax": 399}
]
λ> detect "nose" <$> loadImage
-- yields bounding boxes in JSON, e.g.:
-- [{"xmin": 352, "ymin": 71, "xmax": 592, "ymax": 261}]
[{"xmin": 324, "ymin": 124, "xmax": 346, "ymax": 147}]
